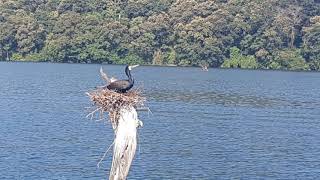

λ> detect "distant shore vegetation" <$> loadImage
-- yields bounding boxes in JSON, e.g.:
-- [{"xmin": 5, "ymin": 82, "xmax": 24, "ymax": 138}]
[{"xmin": 0, "ymin": 0, "xmax": 320, "ymax": 71}]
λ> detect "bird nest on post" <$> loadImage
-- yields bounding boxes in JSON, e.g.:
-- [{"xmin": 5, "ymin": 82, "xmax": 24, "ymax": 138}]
[
  {"xmin": 86, "ymin": 66, "xmax": 146, "ymax": 180},
  {"xmin": 87, "ymin": 89, "xmax": 145, "ymax": 130}
]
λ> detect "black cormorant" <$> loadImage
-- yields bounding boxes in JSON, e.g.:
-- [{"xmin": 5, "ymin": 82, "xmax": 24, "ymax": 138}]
[{"xmin": 106, "ymin": 65, "xmax": 139, "ymax": 93}]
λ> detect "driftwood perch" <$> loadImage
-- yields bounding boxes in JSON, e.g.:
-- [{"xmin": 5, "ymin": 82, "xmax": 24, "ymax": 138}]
[
  {"xmin": 87, "ymin": 68, "xmax": 145, "ymax": 180},
  {"xmin": 109, "ymin": 107, "xmax": 140, "ymax": 180}
]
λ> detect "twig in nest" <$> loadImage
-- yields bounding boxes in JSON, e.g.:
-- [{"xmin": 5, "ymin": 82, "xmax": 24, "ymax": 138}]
[
  {"xmin": 97, "ymin": 141, "xmax": 115, "ymax": 168},
  {"xmin": 86, "ymin": 107, "xmax": 102, "ymax": 120}
]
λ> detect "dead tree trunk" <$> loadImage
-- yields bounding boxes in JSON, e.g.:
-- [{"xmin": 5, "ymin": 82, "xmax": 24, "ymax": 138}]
[{"xmin": 109, "ymin": 106, "xmax": 141, "ymax": 180}]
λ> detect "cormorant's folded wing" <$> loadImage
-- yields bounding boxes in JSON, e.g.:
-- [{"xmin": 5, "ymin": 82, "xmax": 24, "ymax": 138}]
[{"xmin": 107, "ymin": 80, "xmax": 130, "ymax": 90}]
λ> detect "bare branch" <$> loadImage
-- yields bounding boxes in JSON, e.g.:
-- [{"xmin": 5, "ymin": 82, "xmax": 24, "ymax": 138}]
[
  {"xmin": 97, "ymin": 141, "xmax": 115, "ymax": 168},
  {"xmin": 86, "ymin": 107, "xmax": 102, "ymax": 120}
]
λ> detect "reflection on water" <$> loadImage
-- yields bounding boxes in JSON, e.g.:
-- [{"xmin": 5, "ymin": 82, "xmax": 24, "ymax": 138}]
[
  {"xmin": 147, "ymin": 89, "xmax": 320, "ymax": 110},
  {"xmin": 1, "ymin": 62, "xmax": 320, "ymax": 179},
  {"xmin": 147, "ymin": 90, "xmax": 281, "ymax": 108}
]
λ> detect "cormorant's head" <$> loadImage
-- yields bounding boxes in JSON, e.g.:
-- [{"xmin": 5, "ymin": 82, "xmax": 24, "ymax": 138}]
[
  {"xmin": 125, "ymin": 65, "xmax": 139, "ymax": 80},
  {"xmin": 128, "ymin": 64, "xmax": 139, "ymax": 70}
]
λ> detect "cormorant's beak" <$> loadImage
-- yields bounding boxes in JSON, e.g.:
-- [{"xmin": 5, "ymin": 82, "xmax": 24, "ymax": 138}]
[{"xmin": 129, "ymin": 65, "xmax": 139, "ymax": 70}]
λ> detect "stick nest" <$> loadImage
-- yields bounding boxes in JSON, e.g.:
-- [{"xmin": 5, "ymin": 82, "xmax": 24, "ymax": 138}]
[{"xmin": 87, "ymin": 88, "xmax": 145, "ymax": 129}]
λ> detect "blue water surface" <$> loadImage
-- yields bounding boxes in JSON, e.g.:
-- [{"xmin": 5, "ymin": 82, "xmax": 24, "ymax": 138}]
[{"xmin": 0, "ymin": 62, "xmax": 320, "ymax": 179}]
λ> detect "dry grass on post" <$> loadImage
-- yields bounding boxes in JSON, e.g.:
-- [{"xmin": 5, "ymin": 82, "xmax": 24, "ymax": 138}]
[
  {"xmin": 86, "ymin": 89, "xmax": 145, "ymax": 130},
  {"xmin": 86, "ymin": 68, "xmax": 145, "ymax": 180}
]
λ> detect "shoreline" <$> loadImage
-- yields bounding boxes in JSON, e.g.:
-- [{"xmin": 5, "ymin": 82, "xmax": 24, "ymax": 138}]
[{"xmin": 1, "ymin": 60, "xmax": 319, "ymax": 73}]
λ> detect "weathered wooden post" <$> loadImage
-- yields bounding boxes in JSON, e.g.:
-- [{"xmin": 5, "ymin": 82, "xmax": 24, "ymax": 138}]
[
  {"xmin": 87, "ymin": 68, "xmax": 145, "ymax": 180},
  {"xmin": 109, "ymin": 107, "xmax": 140, "ymax": 180}
]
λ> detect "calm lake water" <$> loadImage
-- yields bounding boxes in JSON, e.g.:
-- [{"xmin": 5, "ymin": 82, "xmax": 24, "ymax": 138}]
[{"xmin": 1, "ymin": 62, "xmax": 320, "ymax": 179}]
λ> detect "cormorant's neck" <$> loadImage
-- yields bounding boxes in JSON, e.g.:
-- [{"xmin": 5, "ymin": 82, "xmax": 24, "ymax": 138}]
[{"xmin": 125, "ymin": 66, "xmax": 134, "ymax": 83}]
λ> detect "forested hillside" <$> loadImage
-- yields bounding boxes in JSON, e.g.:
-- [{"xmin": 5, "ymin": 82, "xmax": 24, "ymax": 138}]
[{"xmin": 0, "ymin": 0, "xmax": 320, "ymax": 70}]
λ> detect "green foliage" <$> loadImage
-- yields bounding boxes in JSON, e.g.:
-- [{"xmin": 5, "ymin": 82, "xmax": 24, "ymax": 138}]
[
  {"xmin": 25, "ymin": 53, "xmax": 46, "ymax": 62},
  {"xmin": 117, "ymin": 53, "xmax": 144, "ymax": 65},
  {"xmin": 273, "ymin": 49, "xmax": 308, "ymax": 71},
  {"xmin": 0, "ymin": 0, "xmax": 319, "ymax": 71},
  {"xmin": 269, "ymin": 61, "xmax": 281, "ymax": 70},
  {"xmin": 165, "ymin": 47, "xmax": 176, "ymax": 65},
  {"xmin": 240, "ymin": 55, "xmax": 258, "ymax": 69},
  {"xmin": 178, "ymin": 59, "xmax": 191, "ymax": 66},
  {"xmin": 303, "ymin": 16, "xmax": 320, "ymax": 70},
  {"xmin": 41, "ymin": 38, "xmax": 66, "ymax": 62},
  {"xmin": 309, "ymin": 60, "xmax": 320, "ymax": 71},
  {"xmin": 80, "ymin": 44, "xmax": 109, "ymax": 63},
  {"xmin": 11, "ymin": 53, "xmax": 23, "ymax": 61},
  {"xmin": 222, "ymin": 47, "xmax": 258, "ymax": 69}
]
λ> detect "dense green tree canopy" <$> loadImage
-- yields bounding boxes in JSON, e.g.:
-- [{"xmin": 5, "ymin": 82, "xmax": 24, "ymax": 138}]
[{"xmin": 0, "ymin": 0, "xmax": 319, "ymax": 70}]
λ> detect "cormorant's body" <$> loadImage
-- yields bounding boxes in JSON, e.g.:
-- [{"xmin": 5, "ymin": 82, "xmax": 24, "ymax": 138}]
[{"xmin": 106, "ymin": 65, "xmax": 138, "ymax": 93}]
